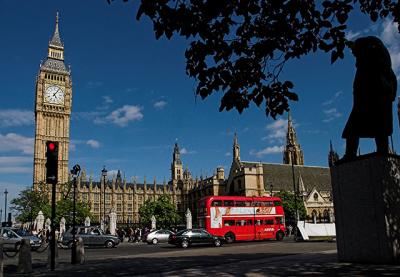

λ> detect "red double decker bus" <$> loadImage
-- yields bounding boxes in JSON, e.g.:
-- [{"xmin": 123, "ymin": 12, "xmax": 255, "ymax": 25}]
[{"xmin": 198, "ymin": 196, "xmax": 285, "ymax": 243}]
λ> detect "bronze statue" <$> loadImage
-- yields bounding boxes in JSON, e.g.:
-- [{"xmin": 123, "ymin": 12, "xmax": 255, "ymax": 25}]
[{"xmin": 342, "ymin": 36, "xmax": 397, "ymax": 159}]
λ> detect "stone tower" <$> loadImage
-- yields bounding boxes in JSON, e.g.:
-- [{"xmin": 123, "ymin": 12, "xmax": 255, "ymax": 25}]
[
  {"xmin": 171, "ymin": 142, "xmax": 183, "ymax": 180},
  {"xmin": 283, "ymin": 112, "xmax": 304, "ymax": 165},
  {"xmin": 33, "ymin": 13, "xmax": 72, "ymax": 188}
]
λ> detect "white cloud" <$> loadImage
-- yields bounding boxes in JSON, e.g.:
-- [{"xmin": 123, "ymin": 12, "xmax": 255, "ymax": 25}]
[
  {"xmin": 0, "ymin": 110, "xmax": 34, "ymax": 127},
  {"xmin": 154, "ymin": 100, "xmax": 167, "ymax": 110},
  {"xmin": 103, "ymin": 96, "xmax": 113, "ymax": 104},
  {"xmin": 85, "ymin": 81, "xmax": 102, "ymax": 89},
  {"xmin": 323, "ymin": 108, "xmax": 342, "ymax": 123},
  {"xmin": 0, "ymin": 133, "xmax": 34, "ymax": 154},
  {"xmin": 250, "ymin": 146, "xmax": 284, "ymax": 157},
  {"xmin": 98, "ymin": 105, "xmax": 143, "ymax": 127},
  {"xmin": 86, "ymin": 139, "xmax": 100, "ymax": 148},
  {"xmin": 180, "ymin": 147, "xmax": 197, "ymax": 155},
  {"xmin": 322, "ymin": 91, "xmax": 343, "ymax": 106},
  {"xmin": 263, "ymin": 119, "xmax": 287, "ymax": 143},
  {"xmin": 225, "ymin": 152, "xmax": 231, "ymax": 157},
  {"xmin": 380, "ymin": 19, "xmax": 400, "ymax": 75},
  {"xmin": 346, "ymin": 30, "xmax": 361, "ymax": 40},
  {"xmin": 0, "ymin": 156, "xmax": 32, "ymax": 174}
]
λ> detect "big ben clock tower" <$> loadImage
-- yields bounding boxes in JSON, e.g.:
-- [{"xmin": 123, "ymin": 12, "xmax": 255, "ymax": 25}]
[{"xmin": 33, "ymin": 13, "xmax": 72, "ymax": 189}]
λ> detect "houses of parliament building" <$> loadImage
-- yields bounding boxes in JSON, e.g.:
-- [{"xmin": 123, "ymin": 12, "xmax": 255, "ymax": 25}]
[{"xmin": 33, "ymin": 15, "xmax": 334, "ymax": 225}]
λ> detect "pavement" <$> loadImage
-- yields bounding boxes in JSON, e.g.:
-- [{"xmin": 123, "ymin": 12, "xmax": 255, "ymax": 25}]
[{"xmin": 5, "ymin": 248, "xmax": 400, "ymax": 276}]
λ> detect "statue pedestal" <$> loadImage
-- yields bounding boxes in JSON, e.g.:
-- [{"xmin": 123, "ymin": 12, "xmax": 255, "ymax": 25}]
[{"xmin": 331, "ymin": 153, "xmax": 400, "ymax": 264}]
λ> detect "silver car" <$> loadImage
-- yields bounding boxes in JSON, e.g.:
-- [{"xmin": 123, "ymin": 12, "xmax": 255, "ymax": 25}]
[
  {"xmin": 0, "ymin": 228, "xmax": 40, "ymax": 252},
  {"xmin": 146, "ymin": 229, "xmax": 174, "ymax": 244}
]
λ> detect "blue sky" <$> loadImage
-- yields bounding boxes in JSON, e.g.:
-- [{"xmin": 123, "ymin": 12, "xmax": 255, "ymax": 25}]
[{"xmin": 1, "ymin": 1, "xmax": 400, "ymax": 212}]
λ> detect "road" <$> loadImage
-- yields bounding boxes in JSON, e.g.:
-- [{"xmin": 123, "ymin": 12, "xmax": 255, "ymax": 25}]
[{"xmin": 4, "ymin": 238, "xmax": 338, "ymax": 276}]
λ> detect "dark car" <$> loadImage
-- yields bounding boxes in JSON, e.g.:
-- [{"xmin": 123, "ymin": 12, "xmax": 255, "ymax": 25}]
[
  {"xmin": 168, "ymin": 229, "xmax": 224, "ymax": 248},
  {"xmin": 62, "ymin": 226, "xmax": 120, "ymax": 248}
]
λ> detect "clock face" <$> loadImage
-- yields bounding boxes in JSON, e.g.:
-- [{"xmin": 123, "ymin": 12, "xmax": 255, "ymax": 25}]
[{"xmin": 44, "ymin": 86, "xmax": 64, "ymax": 104}]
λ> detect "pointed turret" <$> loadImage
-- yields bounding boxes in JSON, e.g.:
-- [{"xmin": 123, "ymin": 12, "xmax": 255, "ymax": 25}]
[
  {"xmin": 41, "ymin": 12, "xmax": 68, "ymax": 73},
  {"xmin": 283, "ymin": 111, "xmax": 304, "ymax": 165},
  {"xmin": 328, "ymin": 140, "xmax": 339, "ymax": 167},
  {"xmin": 49, "ymin": 12, "xmax": 63, "ymax": 48},
  {"xmin": 171, "ymin": 142, "xmax": 183, "ymax": 181},
  {"xmin": 233, "ymin": 132, "xmax": 240, "ymax": 161}
]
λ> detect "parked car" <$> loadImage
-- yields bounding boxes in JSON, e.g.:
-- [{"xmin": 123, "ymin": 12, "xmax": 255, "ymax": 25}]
[
  {"xmin": 62, "ymin": 226, "xmax": 120, "ymax": 248},
  {"xmin": 0, "ymin": 227, "xmax": 41, "ymax": 251},
  {"xmin": 168, "ymin": 229, "xmax": 224, "ymax": 248},
  {"xmin": 146, "ymin": 229, "xmax": 174, "ymax": 244},
  {"xmin": 11, "ymin": 228, "xmax": 42, "ymax": 250}
]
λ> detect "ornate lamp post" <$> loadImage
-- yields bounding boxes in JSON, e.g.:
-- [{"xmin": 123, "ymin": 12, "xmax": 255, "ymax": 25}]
[
  {"xmin": 4, "ymin": 189, "xmax": 8, "ymax": 223},
  {"xmin": 287, "ymin": 143, "xmax": 299, "ymax": 240},
  {"xmin": 70, "ymin": 164, "xmax": 81, "ymax": 264},
  {"xmin": 101, "ymin": 166, "xmax": 107, "ymax": 229}
]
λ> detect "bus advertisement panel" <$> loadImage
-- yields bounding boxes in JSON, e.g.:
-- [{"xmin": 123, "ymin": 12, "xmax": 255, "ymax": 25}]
[{"xmin": 198, "ymin": 196, "xmax": 285, "ymax": 243}]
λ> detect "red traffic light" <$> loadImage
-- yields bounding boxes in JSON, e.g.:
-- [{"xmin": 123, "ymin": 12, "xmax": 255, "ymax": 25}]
[{"xmin": 48, "ymin": 142, "xmax": 56, "ymax": 151}]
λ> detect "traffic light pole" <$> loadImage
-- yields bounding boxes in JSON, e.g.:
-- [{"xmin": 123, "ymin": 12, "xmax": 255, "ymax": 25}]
[
  {"xmin": 46, "ymin": 141, "xmax": 59, "ymax": 271},
  {"xmin": 50, "ymin": 181, "xmax": 56, "ymax": 271}
]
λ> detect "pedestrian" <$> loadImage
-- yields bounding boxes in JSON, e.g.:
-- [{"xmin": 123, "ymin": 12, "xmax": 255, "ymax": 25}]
[{"xmin": 287, "ymin": 225, "xmax": 293, "ymax": 237}]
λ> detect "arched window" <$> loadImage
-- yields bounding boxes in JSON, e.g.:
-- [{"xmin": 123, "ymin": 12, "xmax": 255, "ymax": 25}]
[
  {"xmin": 312, "ymin": 210, "xmax": 317, "ymax": 224},
  {"xmin": 313, "ymin": 193, "xmax": 318, "ymax": 201}
]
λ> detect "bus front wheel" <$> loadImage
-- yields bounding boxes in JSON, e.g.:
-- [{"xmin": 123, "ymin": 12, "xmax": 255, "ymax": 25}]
[{"xmin": 225, "ymin": 232, "xmax": 235, "ymax": 243}]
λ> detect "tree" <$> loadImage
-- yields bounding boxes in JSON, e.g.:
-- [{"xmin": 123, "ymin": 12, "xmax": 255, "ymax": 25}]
[
  {"xmin": 10, "ymin": 187, "xmax": 49, "ymax": 223},
  {"xmin": 108, "ymin": 0, "xmax": 399, "ymax": 118},
  {"xmin": 139, "ymin": 195, "xmax": 181, "ymax": 228},
  {"xmin": 275, "ymin": 190, "xmax": 307, "ymax": 222},
  {"xmin": 54, "ymin": 198, "xmax": 92, "ymax": 226},
  {"xmin": 11, "ymin": 183, "xmax": 92, "ymax": 226}
]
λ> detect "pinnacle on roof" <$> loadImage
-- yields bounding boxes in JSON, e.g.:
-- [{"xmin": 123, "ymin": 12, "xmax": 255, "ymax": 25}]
[{"xmin": 49, "ymin": 12, "xmax": 63, "ymax": 48}]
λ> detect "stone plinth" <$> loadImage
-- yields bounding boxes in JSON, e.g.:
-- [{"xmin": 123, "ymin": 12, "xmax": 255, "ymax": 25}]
[{"xmin": 331, "ymin": 153, "xmax": 400, "ymax": 264}]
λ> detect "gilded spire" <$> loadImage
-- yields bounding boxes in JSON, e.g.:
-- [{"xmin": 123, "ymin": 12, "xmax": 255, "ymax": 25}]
[{"xmin": 49, "ymin": 12, "xmax": 63, "ymax": 48}]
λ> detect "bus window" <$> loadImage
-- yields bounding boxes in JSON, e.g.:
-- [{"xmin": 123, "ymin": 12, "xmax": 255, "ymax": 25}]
[
  {"xmin": 266, "ymin": 201, "xmax": 274, "ymax": 207},
  {"xmin": 245, "ymin": 201, "xmax": 252, "ymax": 207},
  {"xmin": 275, "ymin": 217, "xmax": 282, "ymax": 224},
  {"xmin": 274, "ymin": 201, "xmax": 282, "ymax": 206},
  {"xmin": 212, "ymin": 200, "xmax": 222, "ymax": 207},
  {"xmin": 235, "ymin": 201, "xmax": 246, "ymax": 207},
  {"xmin": 224, "ymin": 220, "xmax": 235, "ymax": 226},
  {"xmin": 223, "ymin": 200, "xmax": 234, "ymax": 207},
  {"xmin": 246, "ymin": 220, "xmax": 253, "ymax": 226},
  {"xmin": 264, "ymin": 219, "xmax": 274, "ymax": 225},
  {"xmin": 256, "ymin": 220, "xmax": 262, "ymax": 226}
]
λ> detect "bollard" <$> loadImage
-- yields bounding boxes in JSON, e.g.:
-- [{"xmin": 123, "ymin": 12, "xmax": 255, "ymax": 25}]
[
  {"xmin": 17, "ymin": 239, "xmax": 32, "ymax": 274},
  {"xmin": 76, "ymin": 237, "xmax": 85, "ymax": 264}
]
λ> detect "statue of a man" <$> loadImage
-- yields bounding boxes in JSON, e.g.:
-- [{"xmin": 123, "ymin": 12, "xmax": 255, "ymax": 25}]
[{"xmin": 342, "ymin": 36, "xmax": 397, "ymax": 159}]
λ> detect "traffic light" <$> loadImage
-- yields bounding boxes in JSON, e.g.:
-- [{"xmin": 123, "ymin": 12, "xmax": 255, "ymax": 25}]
[{"xmin": 46, "ymin": 141, "xmax": 58, "ymax": 184}]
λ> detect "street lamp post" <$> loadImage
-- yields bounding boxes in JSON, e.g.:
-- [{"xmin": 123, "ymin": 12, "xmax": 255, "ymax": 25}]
[
  {"xmin": 287, "ymin": 143, "xmax": 299, "ymax": 240},
  {"xmin": 101, "ymin": 166, "xmax": 107, "ymax": 229},
  {"xmin": 4, "ymin": 189, "xmax": 8, "ymax": 223},
  {"xmin": 70, "ymin": 164, "xmax": 81, "ymax": 264},
  {"xmin": 0, "ymin": 209, "xmax": 2, "ymax": 224}
]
